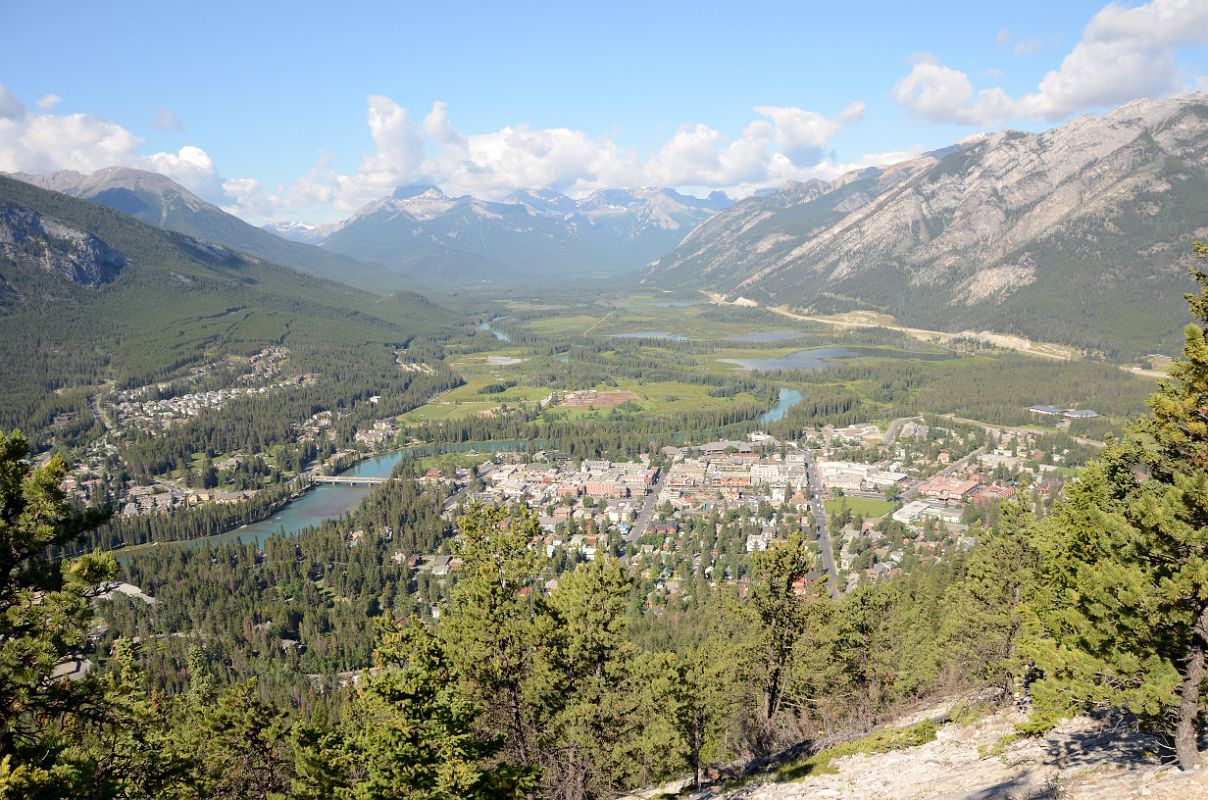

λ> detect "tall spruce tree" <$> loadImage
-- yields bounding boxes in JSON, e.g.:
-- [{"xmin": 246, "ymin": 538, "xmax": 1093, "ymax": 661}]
[{"xmin": 1028, "ymin": 246, "xmax": 1208, "ymax": 769}]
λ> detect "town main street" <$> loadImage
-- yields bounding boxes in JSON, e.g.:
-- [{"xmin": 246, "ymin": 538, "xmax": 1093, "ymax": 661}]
[
  {"xmin": 625, "ymin": 471, "xmax": 666, "ymax": 545},
  {"xmin": 803, "ymin": 450, "xmax": 840, "ymax": 600}
]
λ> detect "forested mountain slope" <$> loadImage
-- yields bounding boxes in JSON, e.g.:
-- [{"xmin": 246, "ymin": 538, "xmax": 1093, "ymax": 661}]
[
  {"xmin": 0, "ymin": 175, "xmax": 448, "ymax": 441},
  {"xmin": 644, "ymin": 93, "xmax": 1208, "ymax": 358}
]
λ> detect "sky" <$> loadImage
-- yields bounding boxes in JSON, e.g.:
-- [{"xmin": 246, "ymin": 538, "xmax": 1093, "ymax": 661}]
[{"xmin": 2, "ymin": 0, "xmax": 1208, "ymax": 224}]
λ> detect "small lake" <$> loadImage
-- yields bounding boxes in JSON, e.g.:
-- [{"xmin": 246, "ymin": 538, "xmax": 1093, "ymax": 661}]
[
  {"xmin": 724, "ymin": 329, "xmax": 804, "ymax": 343},
  {"xmin": 648, "ymin": 300, "xmax": 696, "ymax": 308},
  {"xmin": 760, "ymin": 387, "xmax": 805, "ymax": 424},
  {"xmin": 613, "ymin": 331, "xmax": 688, "ymax": 341},
  {"xmin": 721, "ymin": 346, "xmax": 950, "ymax": 371}
]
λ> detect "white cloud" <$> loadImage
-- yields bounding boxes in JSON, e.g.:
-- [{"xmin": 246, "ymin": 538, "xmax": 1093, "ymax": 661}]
[
  {"xmin": 0, "ymin": 85, "xmax": 25, "ymax": 121},
  {"xmin": 0, "ymin": 83, "xmax": 231, "ymax": 201},
  {"xmin": 894, "ymin": 0, "xmax": 1208, "ymax": 126},
  {"xmin": 153, "ymin": 107, "xmax": 184, "ymax": 132},
  {"xmin": 0, "ymin": 83, "xmax": 886, "ymax": 225},
  {"xmin": 996, "ymin": 28, "xmax": 1011, "ymax": 46},
  {"xmin": 754, "ymin": 103, "xmax": 864, "ymax": 165},
  {"xmin": 36, "ymin": 94, "xmax": 61, "ymax": 110},
  {"xmin": 259, "ymin": 96, "xmax": 870, "ymax": 221},
  {"xmin": 1012, "ymin": 37, "xmax": 1044, "ymax": 55}
]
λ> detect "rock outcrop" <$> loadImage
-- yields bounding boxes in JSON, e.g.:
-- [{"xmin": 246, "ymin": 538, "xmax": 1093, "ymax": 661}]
[{"xmin": 0, "ymin": 201, "xmax": 125, "ymax": 287}]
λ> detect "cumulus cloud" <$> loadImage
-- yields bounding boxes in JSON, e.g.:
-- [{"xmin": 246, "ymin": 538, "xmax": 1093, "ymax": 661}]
[
  {"xmin": 36, "ymin": 94, "xmax": 61, "ymax": 110},
  {"xmin": 264, "ymin": 95, "xmax": 870, "ymax": 220},
  {"xmin": 153, "ymin": 107, "xmax": 184, "ymax": 132},
  {"xmin": 0, "ymin": 85, "xmax": 25, "ymax": 121},
  {"xmin": 0, "ymin": 82, "xmax": 885, "ymax": 224},
  {"xmin": 895, "ymin": 0, "xmax": 1208, "ymax": 126}
]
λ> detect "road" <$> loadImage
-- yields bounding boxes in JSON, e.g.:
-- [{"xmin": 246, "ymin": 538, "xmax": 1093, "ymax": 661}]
[
  {"xmin": 88, "ymin": 393, "xmax": 113, "ymax": 432},
  {"xmin": 883, "ymin": 416, "xmax": 924, "ymax": 444},
  {"xmin": 803, "ymin": 450, "xmax": 840, "ymax": 600},
  {"xmin": 625, "ymin": 472, "xmax": 666, "ymax": 545}
]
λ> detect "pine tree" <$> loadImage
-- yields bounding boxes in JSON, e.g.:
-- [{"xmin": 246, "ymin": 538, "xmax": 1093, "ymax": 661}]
[
  {"xmin": 0, "ymin": 430, "xmax": 117, "ymax": 795},
  {"xmin": 543, "ymin": 558, "xmax": 641, "ymax": 800},
  {"xmin": 347, "ymin": 621, "xmax": 532, "ymax": 800},
  {"xmin": 939, "ymin": 498, "xmax": 1037, "ymax": 695},
  {"xmin": 747, "ymin": 532, "xmax": 813, "ymax": 725},
  {"xmin": 440, "ymin": 503, "xmax": 545, "ymax": 767},
  {"xmin": 1028, "ymin": 246, "xmax": 1208, "ymax": 769}
]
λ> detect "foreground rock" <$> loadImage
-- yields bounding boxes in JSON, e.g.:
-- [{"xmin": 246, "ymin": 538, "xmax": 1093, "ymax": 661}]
[{"xmin": 630, "ymin": 705, "xmax": 1208, "ymax": 800}]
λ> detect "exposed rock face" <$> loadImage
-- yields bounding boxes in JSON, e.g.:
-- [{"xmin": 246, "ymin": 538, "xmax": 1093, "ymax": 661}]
[
  {"xmin": 0, "ymin": 201, "xmax": 125, "ymax": 287},
  {"xmin": 625, "ymin": 703, "xmax": 1208, "ymax": 800},
  {"xmin": 644, "ymin": 92, "xmax": 1208, "ymax": 356}
]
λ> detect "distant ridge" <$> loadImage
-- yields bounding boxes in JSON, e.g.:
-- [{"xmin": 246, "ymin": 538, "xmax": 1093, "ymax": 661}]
[
  {"xmin": 8, "ymin": 167, "xmax": 399, "ymax": 292},
  {"xmin": 280, "ymin": 184, "xmax": 731, "ymax": 283}
]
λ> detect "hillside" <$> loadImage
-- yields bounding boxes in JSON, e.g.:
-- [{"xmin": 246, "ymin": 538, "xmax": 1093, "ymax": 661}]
[
  {"xmin": 313, "ymin": 184, "xmax": 729, "ymax": 283},
  {"xmin": 8, "ymin": 167, "xmax": 401, "ymax": 292},
  {"xmin": 643, "ymin": 93, "xmax": 1208, "ymax": 359},
  {"xmin": 0, "ymin": 175, "xmax": 448, "ymax": 439}
]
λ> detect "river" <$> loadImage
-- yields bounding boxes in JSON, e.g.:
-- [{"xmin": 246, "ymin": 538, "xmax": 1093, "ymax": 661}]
[
  {"xmin": 759, "ymin": 387, "xmax": 805, "ymax": 424},
  {"xmin": 117, "ymin": 440, "xmax": 537, "ymax": 560},
  {"xmin": 478, "ymin": 316, "xmax": 512, "ymax": 342}
]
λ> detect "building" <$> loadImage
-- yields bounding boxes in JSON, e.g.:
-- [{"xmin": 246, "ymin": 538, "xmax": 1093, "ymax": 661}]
[
  {"xmin": 917, "ymin": 475, "xmax": 980, "ymax": 502},
  {"xmin": 1029, "ymin": 405, "xmax": 1064, "ymax": 416},
  {"xmin": 1063, "ymin": 408, "xmax": 1099, "ymax": 419}
]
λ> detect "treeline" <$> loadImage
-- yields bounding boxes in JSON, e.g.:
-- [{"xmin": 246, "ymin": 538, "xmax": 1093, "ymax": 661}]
[{"xmin": 760, "ymin": 355, "xmax": 1153, "ymax": 435}]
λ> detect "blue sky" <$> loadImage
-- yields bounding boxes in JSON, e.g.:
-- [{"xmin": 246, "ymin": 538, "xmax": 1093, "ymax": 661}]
[{"xmin": 2, "ymin": 0, "xmax": 1207, "ymax": 222}]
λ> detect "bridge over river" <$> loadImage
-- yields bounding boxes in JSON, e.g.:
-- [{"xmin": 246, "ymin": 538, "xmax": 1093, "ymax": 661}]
[{"xmin": 310, "ymin": 475, "xmax": 390, "ymax": 486}]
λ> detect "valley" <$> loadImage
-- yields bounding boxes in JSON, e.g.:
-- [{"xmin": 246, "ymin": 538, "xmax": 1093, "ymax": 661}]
[{"xmin": 7, "ymin": 45, "xmax": 1208, "ymax": 797}]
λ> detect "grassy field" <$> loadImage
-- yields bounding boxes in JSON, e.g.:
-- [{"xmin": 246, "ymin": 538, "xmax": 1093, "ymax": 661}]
[
  {"xmin": 825, "ymin": 497, "xmax": 897, "ymax": 518},
  {"xmin": 400, "ymin": 351, "xmax": 551, "ymax": 423}
]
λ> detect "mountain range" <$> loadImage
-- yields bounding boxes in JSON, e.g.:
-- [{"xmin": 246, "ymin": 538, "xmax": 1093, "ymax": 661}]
[
  {"xmin": 644, "ymin": 92, "xmax": 1208, "ymax": 358},
  {"xmin": 272, "ymin": 184, "xmax": 731, "ymax": 282}
]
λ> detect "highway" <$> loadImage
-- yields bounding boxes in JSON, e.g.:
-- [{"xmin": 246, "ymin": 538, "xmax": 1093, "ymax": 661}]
[{"xmin": 803, "ymin": 450, "xmax": 840, "ymax": 600}]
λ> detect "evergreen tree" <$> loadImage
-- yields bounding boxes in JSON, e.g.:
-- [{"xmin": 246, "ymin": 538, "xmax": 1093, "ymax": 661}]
[
  {"xmin": 440, "ymin": 503, "xmax": 545, "ymax": 767},
  {"xmin": 1028, "ymin": 247, "xmax": 1208, "ymax": 769},
  {"xmin": 939, "ymin": 499, "xmax": 1036, "ymax": 694},
  {"xmin": 0, "ymin": 430, "xmax": 117, "ymax": 795},
  {"xmin": 290, "ymin": 621, "xmax": 532, "ymax": 800},
  {"xmin": 747, "ymin": 533, "xmax": 813, "ymax": 725}
]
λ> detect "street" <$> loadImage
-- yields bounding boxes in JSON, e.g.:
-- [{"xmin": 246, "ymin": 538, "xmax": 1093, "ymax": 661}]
[{"xmin": 803, "ymin": 450, "xmax": 840, "ymax": 600}]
